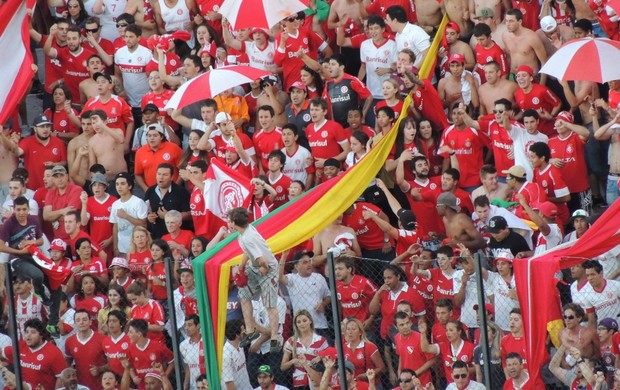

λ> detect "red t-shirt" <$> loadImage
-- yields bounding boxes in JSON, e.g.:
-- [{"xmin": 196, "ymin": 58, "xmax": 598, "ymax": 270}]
[
  {"xmin": 127, "ymin": 339, "xmax": 174, "ymax": 390},
  {"xmin": 514, "ymin": 84, "xmax": 561, "ymax": 137},
  {"xmin": 501, "ymin": 333, "xmax": 528, "ymax": 369},
  {"xmin": 44, "ymin": 184, "xmax": 82, "ymax": 240},
  {"xmin": 342, "ymin": 202, "xmax": 386, "ymax": 251},
  {"xmin": 253, "ymin": 127, "xmax": 284, "ymax": 171},
  {"xmin": 426, "ymin": 268, "xmax": 460, "ymax": 318},
  {"xmin": 411, "ymin": 80, "xmax": 450, "ymax": 131},
  {"xmin": 394, "ymin": 331, "xmax": 435, "ymax": 386},
  {"xmin": 2, "ymin": 341, "xmax": 67, "ymax": 390},
  {"xmin": 40, "ymin": 35, "xmax": 66, "ymax": 93},
  {"xmin": 65, "ymin": 331, "xmax": 107, "ymax": 390},
  {"xmin": 268, "ymin": 172, "xmax": 293, "ymax": 209},
  {"xmin": 274, "ymin": 27, "xmax": 328, "ymax": 90},
  {"xmin": 432, "ymin": 322, "xmax": 447, "ymax": 344},
  {"xmin": 306, "ymin": 119, "xmax": 349, "ymax": 161},
  {"xmin": 588, "ymin": 0, "xmax": 620, "ymax": 40},
  {"xmin": 437, "ymin": 340, "xmax": 475, "ymax": 380},
  {"xmin": 439, "ymin": 125, "xmax": 488, "ymax": 188},
  {"xmin": 336, "ymin": 274, "xmax": 378, "ymax": 322},
  {"xmin": 141, "ymin": 89, "xmax": 177, "ymax": 130},
  {"xmin": 378, "ymin": 283, "xmax": 426, "ymax": 339},
  {"xmin": 533, "ymin": 164, "xmax": 570, "ymax": 224},
  {"xmin": 83, "ymin": 95, "xmax": 134, "ymax": 134},
  {"xmin": 512, "ymin": 0, "xmax": 541, "ymax": 30},
  {"xmin": 548, "ymin": 132, "xmax": 589, "ymax": 193},
  {"xmin": 86, "ymin": 194, "xmax": 117, "ymax": 252},
  {"xmin": 43, "ymin": 107, "xmax": 80, "ymax": 135},
  {"xmin": 510, "ymin": 181, "xmax": 548, "ymax": 220},
  {"xmin": 147, "ymin": 262, "xmax": 167, "ymax": 300},
  {"xmin": 56, "ymin": 46, "xmax": 95, "ymax": 99},
  {"xmin": 208, "ymin": 132, "xmax": 254, "ymax": 162},
  {"xmin": 395, "ymin": 229, "xmax": 422, "ymax": 257},
  {"xmin": 134, "ymin": 142, "xmax": 184, "ymax": 187},
  {"xmin": 131, "ymin": 299, "xmax": 166, "ymax": 344},
  {"xmin": 420, "ymin": 187, "xmax": 474, "ymax": 216},
  {"xmin": 161, "ymin": 229, "xmax": 194, "ymax": 251},
  {"xmin": 68, "ymin": 229, "xmax": 104, "ymax": 261},
  {"xmin": 190, "ymin": 186, "xmax": 208, "ymax": 238},
  {"xmin": 72, "ymin": 294, "xmax": 107, "ymax": 329},
  {"xmin": 102, "ymin": 332, "xmax": 131, "ymax": 376},
  {"xmin": 128, "ymin": 249, "xmax": 152, "ymax": 280},
  {"xmin": 404, "ymin": 176, "xmax": 444, "ymax": 238},
  {"xmin": 343, "ymin": 341, "xmax": 381, "ymax": 380},
  {"xmin": 478, "ymin": 119, "xmax": 517, "ymax": 176},
  {"xmin": 475, "ymin": 43, "xmax": 508, "ymax": 83},
  {"xmin": 19, "ymin": 135, "xmax": 67, "ymax": 190}
]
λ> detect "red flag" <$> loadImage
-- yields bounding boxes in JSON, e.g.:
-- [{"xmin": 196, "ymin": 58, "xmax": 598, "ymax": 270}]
[
  {"xmin": 0, "ymin": 0, "xmax": 36, "ymax": 124},
  {"xmin": 202, "ymin": 159, "xmax": 253, "ymax": 240}
]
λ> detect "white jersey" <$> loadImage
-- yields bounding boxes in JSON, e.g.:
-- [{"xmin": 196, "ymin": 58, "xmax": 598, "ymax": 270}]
[
  {"xmin": 180, "ymin": 338, "xmax": 203, "ymax": 390},
  {"xmin": 250, "ymin": 296, "xmax": 286, "ymax": 354},
  {"xmin": 243, "ymin": 40, "xmax": 276, "ymax": 71},
  {"xmin": 570, "ymin": 280, "xmax": 590, "ymax": 313},
  {"xmin": 284, "ymin": 272, "xmax": 330, "ymax": 329},
  {"xmin": 510, "ymin": 127, "xmax": 548, "ymax": 181},
  {"xmin": 453, "ymin": 270, "xmax": 492, "ymax": 328},
  {"xmin": 16, "ymin": 292, "xmax": 45, "ymax": 339},
  {"xmin": 114, "ymin": 45, "xmax": 152, "ymax": 107},
  {"xmin": 360, "ymin": 38, "xmax": 398, "ymax": 99},
  {"xmin": 487, "ymin": 271, "xmax": 519, "ymax": 331},
  {"xmin": 395, "ymin": 23, "xmax": 430, "ymax": 66},
  {"xmin": 221, "ymin": 341, "xmax": 251, "ymax": 389},
  {"xmin": 534, "ymin": 223, "xmax": 562, "ymax": 256},
  {"xmin": 157, "ymin": 0, "xmax": 194, "ymax": 47},
  {"xmin": 109, "ymin": 195, "xmax": 148, "ymax": 253},
  {"xmin": 446, "ymin": 381, "xmax": 486, "ymax": 390},
  {"xmin": 581, "ymin": 279, "xmax": 620, "ymax": 321},
  {"xmin": 281, "ymin": 145, "xmax": 312, "ymax": 184},
  {"xmin": 84, "ymin": 0, "xmax": 127, "ymax": 41}
]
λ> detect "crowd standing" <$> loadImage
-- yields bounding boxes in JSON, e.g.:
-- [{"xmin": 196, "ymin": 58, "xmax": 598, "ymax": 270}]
[{"xmin": 2, "ymin": 0, "xmax": 620, "ymax": 388}]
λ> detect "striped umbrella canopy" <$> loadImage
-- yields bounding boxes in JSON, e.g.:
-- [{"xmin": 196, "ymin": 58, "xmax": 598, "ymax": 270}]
[
  {"xmin": 539, "ymin": 37, "xmax": 620, "ymax": 83},
  {"xmin": 218, "ymin": 0, "xmax": 309, "ymax": 30}
]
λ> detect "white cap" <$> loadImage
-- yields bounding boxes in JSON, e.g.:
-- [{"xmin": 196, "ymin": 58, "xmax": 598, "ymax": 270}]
[
  {"xmin": 110, "ymin": 257, "xmax": 130, "ymax": 269},
  {"xmin": 540, "ymin": 16, "xmax": 558, "ymax": 33},
  {"xmin": 215, "ymin": 112, "xmax": 232, "ymax": 124}
]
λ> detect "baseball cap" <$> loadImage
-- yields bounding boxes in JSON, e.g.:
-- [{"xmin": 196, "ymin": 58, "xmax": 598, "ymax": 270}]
[
  {"xmin": 93, "ymin": 72, "xmax": 112, "ymax": 83},
  {"xmin": 474, "ymin": 7, "xmax": 494, "ymax": 19},
  {"xmin": 446, "ymin": 21, "xmax": 461, "ymax": 33},
  {"xmin": 176, "ymin": 259, "xmax": 194, "ymax": 274},
  {"xmin": 50, "ymin": 239, "xmax": 67, "ymax": 252},
  {"xmin": 556, "ymin": 111, "xmax": 574, "ymax": 124},
  {"xmin": 142, "ymin": 103, "xmax": 159, "ymax": 113},
  {"xmin": 293, "ymin": 250, "xmax": 314, "ymax": 261},
  {"xmin": 144, "ymin": 372, "xmax": 162, "ymax": 382},
  {"xmin": 536, "ymin": 201, "xmax": 558, "ymax": 218},
  {"xmin": 251, "ymin": 28, "xmax": 269, "ymax": 39},
  {"xmin": 257, "ymin": 365, "xmax": 273, "ymax": 376},
  {"xmin": 448, "ymin": 53, "xmax": 465, "ymax": 65},
  {"xmin": 540, "ymin": 15, "xmax": 558, "ymax": 33},
  {"xmin": 216, "ymin": 112, "xmax": 232, "ymax": 124},
  {"xmin": 318, "ymin": 347, "xmax": 337, "ymax": 360},
  {"xmin": 486, "ymin": 216, "xmax": 508, "ymax": 233},
  {"xmin": 516, "ymin": 65, "xmax": 534, "ymax": 77},
  {"xmin": 261, "ymin": 75, "xmax": 279, "ymax": 86},
  {"xmin": 146, "ymin": 123, "xmax": 165, "ymax": 136},
  {"xmin": 199, "ymin": 43, "xmax": 217, "ymax": 58},
  {"xmin": 397, "ymin": 209, "xmax": 417, "ymax": 230},
  {"xmin": 473, "ymin": 303, "xmax": 495, "ymax": 315},
  {"xmin": 502, "ymin": 165, "xmax": 527, "ymax": 180},
  {"xmin": 110, "ymin": 257, "xmax": 130, "ymax": 269},
  {"xmin": 494, "ymin": 250, "xmax": 514, "ymax": 264},
  {"xmin": 571, "ymin": 209, "xmax": 589, "ymax": 221},
  {"xmin": 51, "ymin": 165, "xmax": 67, "ymax": 176},
  {"xmin": 437, "ymin": 192, "xmax": 461, "ymax": 212},
  {"xmin": 90, "ymin": 172, "xmax": 108, "ymax": 188},
  {"xmin": 289, "ymin": 81, "xmax": 307, "ymax": 92},
  {"xmin": 32, "ymin": 114, "xmax": 52, "ymax": 127},
  {"xmin": 599, "ymin": 318, "xmax": 619, "ymax": 331},
  {"xmin": 323, "ymin": 158, "xmax": 341, "ymax": 169},
  {"xmin": 224, "ymin": 143, "xmax": 238, "ymax": 153}
]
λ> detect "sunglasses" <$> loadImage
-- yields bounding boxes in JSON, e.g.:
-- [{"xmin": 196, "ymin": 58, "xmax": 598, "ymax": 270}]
[
  {"xmin": 85, "ymin": 27, "xmax": 99, "ymax": 33},
  {"xmin": 563, "ymin": 315, "xmax": 575, "ymax": 320},
  {"xmin": 285, "ymin": 17, "xmax": 300, "ymax": 22},
  {"xmin": 399, "ymin": 378, "xmax": 412, "ymax": 383},
  {"xmin": 453, "ymin": 373, "xmax": 468, "ymax": 379},
  {"xmin": 116, "ymin": 23, "xmax": 128, "ymax": 28},
  {"xmin": 493, "ymin": 109, "xmax": 505, "ymax": 114}
]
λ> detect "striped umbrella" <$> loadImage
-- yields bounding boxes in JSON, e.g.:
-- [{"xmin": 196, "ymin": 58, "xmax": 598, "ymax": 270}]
[
  {"xmin": 539, "ymin": 37, "xmax": 620, "ymax": 83},
  {"xmin": 218, "ymin": 0, "xmax": 309, "ymax": 30}
]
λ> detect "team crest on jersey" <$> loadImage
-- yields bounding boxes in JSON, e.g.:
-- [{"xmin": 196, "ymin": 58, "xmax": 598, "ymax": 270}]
[
  {"xmin": 194, "ymin": 193, "xmax": 201, "ymax": 203},
  {"xmin": 150, "ymin": 353, "xmax": 156, "ymax": 360},
  {"xmin": 268, "ymin": 52, "xmax": 274, "ymax": 58},
  {"xmin": 122, "ymin": 342, "xmax": 128, "ymax": 349},
  {"xmin": 138, "ymin": 56, "xmax": 144, "ymax": 62},
  {"xmin": 542, "ymin": 180, "xmax": 548, "ymax": 187},
  {"xmin": 303, "ymin": 38, "xmax": 308, "ymax": 44},
  {"xmin": 415, "ymin": 90, "xmax": 421, "ymax": 97},
  {"xmin": 450, "ymin": 140, "xmax": 455, "ymax": 146},
  {"xmin": 37, "ymin": 354, "xmax": 44, "ymax": 361},
  {"xmin": 82, "ymin": 60, "xmax": 87, "ymax": 67},
  {"xmin": 163, "ymin": 153, "xmax": 171, "ymax": 160},
  {"xmin": 321, "ymin": 130, "xmax": 328, "ymax": 138},
  {"xmin": 276, "ymin": 186, "xmax": 283, "ymax": 193},
  {"xmin": 60, "ymin": 120, "xmax": 67, "ymax": 127},
  {"xmin": 427, "ymin": 285, "xmax": 433, "ymax": 292},
  {"xmin": 567, "ymin": 145, "xmax": 573, "ymax": 153},
  {"xmin": 177, "ymin": 8, "xmax": 183, "ymax": 15},
  {"xmin": 358, "ymin": 218, "xmax": 365, "ymax": 225},
  {"xmin": 74, "ymin": 347, "xmax": 79, "ymax": 353},
  {"xmin": 456, "ymin": 199, "xmax": 462, "ymax": 205},
  {"xmin": 341, "ymin": 86, "xmax": 348, "ymax": 93},
  {"xmin": 532, "ymin": 97, "xmax": 539, "ymax": 105},
  {"xmin": 486, "ymin": 56, "xmax": 493, "ymax": 62},
  {"xmin": 351, "ymin": 292, "xmax": 359, "ymax": 299},
  {"xmin": 303, "ymin": 113, "xmax": 311, "ymax": 122},
  {"xmin": 107, "ymin": 207, "xmax": 111, "ymax": 212},
  {"xmin": 357, "ymin": 353, "xmax": 364, "ymax": 359},
  {"xmin": 384, "ymin": 50, "xmax": 390, "ymax": 56},
  {"xmin": 462, "ymin": 355, "xmax": 469, "ymax": 362},
  {"xmin": 213, "ymin": 5, "xmax": 219, "ymax": 10},
  {"xmin": 407, "ymin": 346, "xmax": 414, "ymax": 354},
  {"xmin": 111, "ymin": 107, "xmax": 117, "ymax": 115},
  {"xmin": 430, "ymin": 183, "xmax": 437, "ymax": 190},
  {"xmin": 465, "ymin": 140, "xmax": 471, "ymax": 147},
  {"xmin": 608, "ymin": 292, "xmax": 613, "ymax": 298},
  {"xmin": 52, "ymin": 147, "xmax": 59, "ymax": 155}
]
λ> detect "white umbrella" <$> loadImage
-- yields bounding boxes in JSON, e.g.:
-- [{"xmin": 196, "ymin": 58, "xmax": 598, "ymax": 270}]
[{"xmin": 218, "ymin": 0, "xmax": 309, "ymax": 30}]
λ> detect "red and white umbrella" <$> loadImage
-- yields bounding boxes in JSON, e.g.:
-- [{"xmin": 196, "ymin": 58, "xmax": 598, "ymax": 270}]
[
  {"xmin": 539, "ymin": 37, "xmax": 620, "ymax": 83},
  {"xmin": 165, "ymin": 65, "xmax": 272, "ymax": 110},
  {"xmin": 218, "ymin": 0, "xmax": 309, "ymax": 30}
]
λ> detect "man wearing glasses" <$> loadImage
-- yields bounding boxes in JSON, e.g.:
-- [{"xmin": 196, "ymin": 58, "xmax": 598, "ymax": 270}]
[
  {"xmin": 445, "ymin": 361, "xmax": 486, "ymax": 389},
  {"xmin": 83, "ymin": 16, "xmax": 115, "ymax": 67}
]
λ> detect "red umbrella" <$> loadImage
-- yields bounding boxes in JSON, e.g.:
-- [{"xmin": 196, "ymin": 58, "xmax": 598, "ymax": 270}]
[
  {"xmin": 539, "ymin": 37, "xmax": 620, "ymax": 83},
  {"xmin": 164, "ymin": 65, "xmax": 272, "ymax": 110},
  {"xmin": 218, "ymin": 0, "xmax": 310, "ymax": 30}
]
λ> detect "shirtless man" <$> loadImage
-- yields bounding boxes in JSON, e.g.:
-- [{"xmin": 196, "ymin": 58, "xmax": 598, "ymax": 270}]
[
  {"xmin": 478, "ymin": 61, "xmax": 518, "ymax": 115},
  {"xmin": 558, "ymin": 303, "xmax": 600, "ymax": 362},
  {"xmin": 312, "ymin": 214, "xmax": 362, "ymax": 270},
  {"xmin": 88, "ymin": 110, "xmax": 128, "ymax": 181},
  {"xmin": 470, "ymin": 8, "xmax": 508, "ymax": 50},
  {"xmin": 415, "ymin": 0, "xmax": 443, "ymax": 35},
  {"xmin": 438, "ymin": 54, "xmax": 479, "ymax": 116},
  {"xmin": 327, "ymin": 0, "xmax": 363, "ymax": 30},
  {"xmin": 79, "ymin": 54, "xmax": 123, "ymax": 103},
  {"xmin": 123, "ymin": 0, "xmax": 157, "ymax": 38},
  {"xmin": 443, "ymin": 0, "xmax": 474, "ymax": 38},
  {"xmin": 502, "ymin": 9, "xmax": 548, "ymax": 78},
  {"xmin": 68, "ymin": 111, "xmax": 95, "ymax": 182},
  {"xmin": 593, "ymin": 110, "xmax": 620, "ymax": 205},
  {"xmin": 469, "ymin": 0, "xmax": 509, "ymax": 25},
  {"xmin": 436, "ymin": 191, "xmax": 486, "ymax": 251},
  {"xmin": 254, "ymin": 80, "xmax": 290, "ymax": 128},
  {"xmin": 439, "ymin": 22, "xmax": 476, "ymax": 72},
  {"xmin": 0, "ymin": 122, "xmax": 20, "ymax": 205}
]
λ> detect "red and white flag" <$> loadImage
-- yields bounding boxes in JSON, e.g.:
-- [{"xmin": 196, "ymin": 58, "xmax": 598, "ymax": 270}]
[
  {"xmin": 203, "ymin": 159, "xmax": 253, "ymax": 239},
  {"xmin": 0, "ymin": 0, "xmax": 36, "ymax": 124}
]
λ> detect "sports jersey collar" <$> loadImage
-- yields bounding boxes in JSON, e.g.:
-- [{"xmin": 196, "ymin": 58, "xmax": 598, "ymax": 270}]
[
  {"xmin": 77, "ymin": 329, "xmax": 96, "ymax": 344},
  {"xmin": 538, "ymin": 163, "xmax": 552, "ymax": 175},
  {"xmin": 346, "ymin": 340, "xmax": 365, "ymax": 349},
  {"xmin": 94, "ymin": 194, "xmax": 111, "ymax": 204},
  {"xmin": 111, "ymin": 332, "xmax": 127, "ymax": 343},
  {"xmin": 592, "ymin": 279, "xmax": 607, "ymax": 293},
  {"xmin": 27, "ymin": 340, "xmax": 48, "ymax": 353},
  {"xmin": 285, "ymin": 144, "xmax": 299, "ymax": 157},
  {"xmin": 136, "ymin": 338, "xmax": 152, "ymax": 351}
]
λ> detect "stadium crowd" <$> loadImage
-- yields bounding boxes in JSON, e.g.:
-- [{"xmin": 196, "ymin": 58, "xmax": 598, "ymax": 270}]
[{"xmin": 1, "ymin": 0, "xmax": 620, "ymax": 388}]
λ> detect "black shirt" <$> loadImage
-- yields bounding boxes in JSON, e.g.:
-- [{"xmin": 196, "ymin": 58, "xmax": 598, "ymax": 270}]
[
  {"xmin": 488, "ymin": 230, "xmax": 531, "ymax": 258},
  {"xmin": 143, "ymin": 183, "xmax": 191, "ymax": 239}
]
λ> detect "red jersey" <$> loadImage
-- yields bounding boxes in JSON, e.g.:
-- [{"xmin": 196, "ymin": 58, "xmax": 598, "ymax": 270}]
[
  {"xmin": 343, "ymin": 341, "xmax": 381, "ymax": 380},
  {"xmin": 86, "ymin": 194, "xmax": 117, "ymax": 253},
  {"xmin": 395, "ymin": 228, "xmax": 422, "ymax": 257},
  {"xmin": 411, "ymin": 80, "xmax": 451, "ymax": 131},
  {"xmin": 478, "ymin": 118, "xmax": 517, "ymax": 175},
  {"xmin": 141, "ymin": 89, "xmax": 177, "ymax": 130},
  {"xmin": 161, "ymin": 229, "xmax": 193, "ymax": 251},
  {"xmin": 589, "ymin": 0, "xmax": 620, "ymax": 40},
  {"xmin": 131, "ymin": 299, "xmax": 166, "ymax": 344},
  {"xmin": 71, "ymin": 294, "xmax": 107, "ymax": 328},
  {"xmin": 475, "ymin": 42, "xmax": 508, "ymax": 83},
  {"xmin": 56, "ymin": 46, "xmax": 95, "ymax": 99},
  {"xmin": 514, "ymin": 84, "xmax": 561, "ymax": 137},
  {"xmin": 71, "ymin": 258, "xmax": 107, "ymax": 283},
  {"xmin": 113, "ymin": 36, "xmax": 149, "ymax": 52},
  {"xmin": 19, "ymin": 135, "xmax": 67, "ymax": 190},
  {"xmin": 65, "ymin": 331, "xmax": 107, "ymax": 390},
  {"xmin": 533, "ymin": 164, "xmax": 570, "ymax": 224},
  {"xmin": 208, "ymin": 132, "xmax": 254, "ymax": 161},
  {"xmin": 548, "ymin": 132, "xmax": 589, "ymax": 193},
  {"xmin": 40, "ymin": 35, "xmax": 66, "ymax": 93},
  {"xmin": 378, "ymin": 283, "xmax": 426, "ymax": 339},
  {"xmin": 306, "ymin": 119, "xmax": 349, "ymax": 161},
  {"xmin": 409, "ymin": 273, "xmax": 434, "ymax": 316},
  {"xmin": 439, "ymin": 125, "xmax": 488, "ymax": 188},
  {"xmin": 283, "ymin": 334, "xmax": 328, "ymax": 387},
  {"xmin": 68, "ymin": 230, "xmax": 104, "ymax": 261},
  {"xmin": 375, "ymin": 99, "xmax": 404, "ymax": 120},
  {"xmin": 431, "ymin": 322, "xmax": 447, "ymax": 344},
  {"xmin": 403, "ymin": 176, "xmax": 444, "ymax": 237},
  {"xmin": 274, "ymin": 27, "xmax": 328, "ymax": 90},
  {"xmin": 342, "ymin": 202, "xmax": 386, "ymax": 251},
  {"xmin": 196, "ymin": 0, "xmax": 224, "ymax": 36},
  {"xmin": 83, "ymin": 95, "xmax": 134, "ymax": 134},
  {"xmin": 268, "ymin": 172, "xmax": 292, "ymax": 209},
  {"xmin": 504, "ymin": 375, "xmax": 545, "ymax": 390},
  {"xmin": 253, "ymin": 127, "xmax": 283, "ymax": 171},
  {"xmin": 420, "ymin": 187, "xmax": 474, "ymax": 216},
  {"xmin": 190, "ymin": 186, "xmax": 208, "ymax": 238},
  {"xmin": 336, "ymin": 275, "xmax": 378, "ymax": 322},
  {"xmin": 147, "ymin": 262, "xmax": 167, "ymax": 300},
  {"xmin": 511, "ymin": 181, "xmax": 548, "ymax": 220},
  {"xmin": 609, "ymin": 89, "xmax": 620, "ymax": 109},
  {"xmin": 512, "ymin": 0, "xmax": 541, "ymax": 30},
  {"xmin": 102, "ymin": 332, "xmax": 131, "ymax": 376},
  {"xmin": 344, "ymin": 125, "xmax": 376, "ymax": 139},
  {"xmin": 437, "ymin": 340, "xmax": 475, "ymax": 380},
  {"xmin": 44, "ymin": 184, "xmax": 82, "ymax": 240},
  {"xmin": 427, "ymin": 268, "xmax": 458, "ymax": 306},
  {"xmin": 127, "ymin": 339, "xmax": 174, "ymax": 390},
  {"xmin": 394, "ymin": 331, "xmax": 435, "ymax": 386},
  {"xmin": 366, "ymin": 0, "xmax": 417, "ymax": 24},
  {"xmin": 128, "ymin": 249, "xmax": 152, "ymax": 280},
  {"xmin": 2, "ymin": 341, "xmax": 67, "ymax": 390},
  {"xmin": 43, "ymin": 107, "xmax": 80, "ymax": 136},
  {"xmin": 134, "ymin": 142, "xmax": 184, "ymax": 187},
  {"xmin": 500, "ymin": 333, "xmax": 528, "ymax": 369},
  {"xmin": 145, "ymin": 53, "xmax": 182, "ymax": 77}
]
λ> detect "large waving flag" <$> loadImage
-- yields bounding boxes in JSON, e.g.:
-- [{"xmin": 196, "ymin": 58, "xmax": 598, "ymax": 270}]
[
  {"xmin": 0, "ymin": 0, "xmax": 36, "ymax": 124},
  {"xmin": 194, "ymin": 13, "xmax": 450, "ymax": 389},
  {"xmin": 202, "ymin": 159, "xmax": 253, "ymax": 240}
]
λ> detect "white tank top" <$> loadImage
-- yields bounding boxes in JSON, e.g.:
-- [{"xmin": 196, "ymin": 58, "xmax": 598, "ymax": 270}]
[{"xmin": 158, "ymin": 0, "xmax": 190, "ymax": 33}]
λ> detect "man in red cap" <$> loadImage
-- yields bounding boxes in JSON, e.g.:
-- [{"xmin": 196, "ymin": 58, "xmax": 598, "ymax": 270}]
[
  {"xmin": 438, "ymin": 54, "xmax": 480, "ymax": 117},
  {"xmin": 514, "ymin": 63, "xmax": 562, "ymax": 137},
  {"xmin": 439, "ymin": 22, "xmax": 475, "ymax": 76}
]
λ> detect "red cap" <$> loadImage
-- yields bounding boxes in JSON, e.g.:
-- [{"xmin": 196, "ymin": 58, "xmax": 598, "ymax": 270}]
[
  {"xmin": 50, "ymin": 239, "xmax": 67, "ymax": 251},
  {"xmin": 224, "ymin": 144, "xmax": 238, "ymax": 153},
  {"xmin": 536, "ymin": 201, "xmax": 558, "ymax": 218},
  {"xmin": 516, "ymin": 65, "xmax": 534, "ymax": 77},
  {"xmin": 318, "ymin": 347, "xmax": 337, "ymax": 359},
  {"xmin": 448, "ymin": 53, "xmax": 465, "ymax": 65},
  {"xmin": 289, "ymin": 81, "xmax": 307, "ymax": 92},
  {"xmin": 473, "ymin": 303, "xmax": 495, "ymax": 315},
  {"xmin": 251, "ymin": 28, "xmax": 269, "ymax": 39},
  {"xmin": 446, "ymin": 21, "xmax": 461, "ymax": 34},
  {"xmin": 556, "ymin": 111, "xmax": 574, "ymax": 124},
  {"xmin": 200, "ymin": 42, "xmax": 217, "ymax": 58}
]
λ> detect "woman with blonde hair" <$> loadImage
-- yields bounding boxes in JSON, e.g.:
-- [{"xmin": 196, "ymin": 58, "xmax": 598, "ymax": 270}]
[
  {"xmin": 281, "ymin": 310, "xmax": 328, "ymax": 389},
  {"xmin": 342, "ymin": 316, "xmax": 385, "ymax": 387},
  {"xmin": 126, "ymin": 226, "xmax": 152, "ymax": 284}
]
